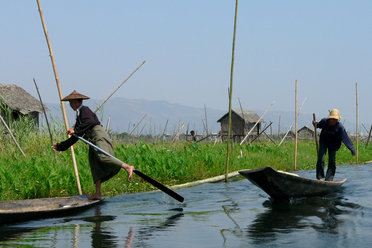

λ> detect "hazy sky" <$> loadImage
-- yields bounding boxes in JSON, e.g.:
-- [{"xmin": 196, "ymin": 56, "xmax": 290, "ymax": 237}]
[{"xmin": 1, "ymin": 1, "xmax": 371, "ymax": 125}]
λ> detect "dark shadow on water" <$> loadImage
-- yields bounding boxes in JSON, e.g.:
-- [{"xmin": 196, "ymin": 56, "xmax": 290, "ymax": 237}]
[
  {"xmin": 63, "ymin": 205, "xmax": 119, "ymax": 248},
  {"xmin": 247, "ymin": 192, "xmax": 362, "ymax": 245},
  {"xmin": 0, "ymin": 226, "xmax": 38, "ymax": 243},
  {"xmin": 86, "ymin": 206, "xmax": 118, "ymax": 248},
  {"xmin": 135, "ymin": 209, "xmax": 184, "ymax": 246}
]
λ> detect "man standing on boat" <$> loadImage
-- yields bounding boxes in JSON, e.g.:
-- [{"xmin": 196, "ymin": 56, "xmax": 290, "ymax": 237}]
[
  {"xmin": 52, "ymin": 90, "xmax": 134, "ymax": 200},
  {"xmin": 312, "ymin": 109, "xmax": 355, "ymax": 181}
]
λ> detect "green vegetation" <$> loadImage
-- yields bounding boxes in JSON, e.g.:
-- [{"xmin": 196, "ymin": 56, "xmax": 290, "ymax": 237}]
[
  {"xmin": 1, "ymin": 130, "xmax": 372, "ymax": 200},
  {"xmin": 1, "ymin": 105, "xmax": 372, "ymax": 200}
]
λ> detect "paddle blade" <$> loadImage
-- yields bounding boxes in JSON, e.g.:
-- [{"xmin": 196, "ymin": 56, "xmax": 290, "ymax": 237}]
[{"xmin": 134, "ymin": 169, "xmax": 184, "ymax": 203}]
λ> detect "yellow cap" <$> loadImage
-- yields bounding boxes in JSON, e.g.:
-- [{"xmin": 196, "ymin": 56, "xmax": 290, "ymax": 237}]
[{"xmin": 328, "ymin": 108, "xmax": 341, "ymax": 120}]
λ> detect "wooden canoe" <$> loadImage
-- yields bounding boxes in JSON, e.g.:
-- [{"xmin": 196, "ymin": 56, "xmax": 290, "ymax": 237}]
[
  {"xmin": 0, "ymin": 195, "xmax": 102, "ymax": 225},
  {"xmin": 239, "ymin": 167, "xmax": 346, "ymax": 201}
]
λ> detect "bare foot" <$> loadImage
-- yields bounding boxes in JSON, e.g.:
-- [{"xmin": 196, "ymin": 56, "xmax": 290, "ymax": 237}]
[
  {"xmin": 126, "ymin": 165, "xmax": 134, "ymax": 182},
  {"xmin": 318, "ymin": 178, "xmax": 323, "ymax": 181},
  {"xmin": 88, "ymin": 193, "xmax": 102, "ymax": 201}
]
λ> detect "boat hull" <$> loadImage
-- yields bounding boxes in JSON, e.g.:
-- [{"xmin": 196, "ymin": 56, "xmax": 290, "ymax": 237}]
[
  {"xmin": 239, "ymin": 167, "xmax": 346, "ymax": 201},
  {"xmin": 0, "ymin": 195, "xmax": 102, "ymax": 225}
]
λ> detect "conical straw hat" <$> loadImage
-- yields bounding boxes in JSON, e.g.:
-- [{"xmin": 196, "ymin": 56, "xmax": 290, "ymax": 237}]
[
  {"xmin": 61, "ymin": 90, "xmax": 90, "ymax": 101},
  {"xmin": 328, "ymin": 108, "xmax": 341, "ymax": 120}
]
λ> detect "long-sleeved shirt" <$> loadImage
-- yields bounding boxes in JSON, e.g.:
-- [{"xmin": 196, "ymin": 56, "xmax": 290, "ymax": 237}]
[
  {"xmin": 57, "ymin": 105, "xmax": 100, "ymax": 151},
  {"xmin": 316, "ymin": 118, "xmax": 355, "ymax": 154}
]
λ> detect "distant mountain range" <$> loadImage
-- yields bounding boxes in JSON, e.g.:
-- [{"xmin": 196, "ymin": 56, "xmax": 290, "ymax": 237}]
[{"xmin": 45, "ymin": 97, "xmax": 367, "ymax": 135}]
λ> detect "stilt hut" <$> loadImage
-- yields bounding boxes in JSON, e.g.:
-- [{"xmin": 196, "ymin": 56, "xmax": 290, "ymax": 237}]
[
  {"xmin": 0, "ymin": 84, "xmax": 44, "ymax": 127},
  {"xmin": 297, "ymin": 126, "xmax": 315, "ymax": 140},
  {"xmin": 217, "ymin": 109, "xmax": 263, "ymax": 142}
]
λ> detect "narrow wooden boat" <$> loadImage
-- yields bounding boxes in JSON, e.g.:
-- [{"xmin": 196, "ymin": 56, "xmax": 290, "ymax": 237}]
[
  {"xmin": 239, "ymin": 167, "xmax": 346, "ymax": 201},
  {"xmin": 0, "ymin": 195, "xmax": 102, "ymax": 225}
]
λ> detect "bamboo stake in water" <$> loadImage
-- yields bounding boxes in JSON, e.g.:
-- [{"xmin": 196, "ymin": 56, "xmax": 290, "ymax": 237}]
[
  {"xmin": 356, "ymin": 82, "xmax": 359, "ymax": 164},
  {"xmin": 94, "ymin": 60, "xmax": 146, "ymax": 113},
  {"xmin": 226, "ymin": 0, "xmax": 239, "ymax": 182},
  {"xmin": 36, "ymin": 0, "xmax": 82, "ymax": 195},
  {"xmin": 0, "ymin": 114, "xmax": 26, "ymax": 157},
  {"xmin": 294, "ymin": 80, "xmax": 298, "ymax": 171},
  {"xmin": 33, "ymin": 78, "xmax": 56, "ymax": 159}
]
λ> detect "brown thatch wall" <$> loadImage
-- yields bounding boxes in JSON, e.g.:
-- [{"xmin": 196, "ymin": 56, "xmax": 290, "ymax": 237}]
[{"xmin": 0, "ymin": 84, "xmax": 44, "ymax": 127}]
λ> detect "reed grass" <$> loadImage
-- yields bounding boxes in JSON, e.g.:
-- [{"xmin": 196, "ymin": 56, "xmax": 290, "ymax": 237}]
[{"xmin": 1, "ymin": 106, "xmax": 372, "ymax": 200}]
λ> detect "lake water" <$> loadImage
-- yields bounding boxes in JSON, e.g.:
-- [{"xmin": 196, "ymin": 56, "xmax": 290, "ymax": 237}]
[{"xmin": 1, "ymin": 164, "xmax": 372, "ymax": 247}]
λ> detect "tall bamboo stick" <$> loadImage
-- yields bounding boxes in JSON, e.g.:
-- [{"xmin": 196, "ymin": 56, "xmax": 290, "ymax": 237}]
[
  {"xmin": 204, "ymin": 104, "xmax": 209, "ymax": 136},
  {"xmin": 356, "ymin": 82, "xmax": 359, "ymax": 164},
  {"xmin": 294, "ymin": 80, "xmax": 298, "ymax": 171},
  {"xmin": 0, "ymin": 114, "xmax": 26, "ymax": 157},
  {"xmin": 94, "ymin": 60, "xmax": 146, "ymax": 113},
  {"xmin": 278, "ymin": 97, "xmax": 307, "ymax": 146},
  {"xmin": 226, "ymin": 0, "xmax": 239, "ymax": 182},
  {"xmin": 161, "ymin": 119, "xmax": 169, "ymax": 142},
  {"xmin": 33, "ymin": 78, "xmax": 56, "ymax": 159},
  {"xmin": 129, "ymin": 114, "xmax": 147, "ymax": 135},
  {"xmin": 239, "ymin": 101, "xmax": 275, "ymax": 145},
  {"xmin": 36, "ymin": 0, "xmax": 82, "ymax": 195},
  {"xmin": 366, "ymin": 125, "xmax": 372, "ymax": 149}
]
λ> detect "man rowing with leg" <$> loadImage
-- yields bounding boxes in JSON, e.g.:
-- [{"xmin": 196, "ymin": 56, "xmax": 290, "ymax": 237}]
[
  {"xmin": 312, "ymin": 108, "xmax": 355, "ymax": 181},
  {"xmin": 52, "ymin": 90, "xmax": 134, "ymax": 200}
]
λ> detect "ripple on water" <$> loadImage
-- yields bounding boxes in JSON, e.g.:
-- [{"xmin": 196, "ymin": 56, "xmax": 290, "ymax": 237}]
[{"xmin": 1, "ymin": 164, "xmax": 372, "ymax": 247}]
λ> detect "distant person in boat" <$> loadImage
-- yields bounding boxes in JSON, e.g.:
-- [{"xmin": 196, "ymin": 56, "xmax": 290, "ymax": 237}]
[
  {"xmin": 312, "ymin": 108, "xmax": 355, "ymax": 181},
  {"xmin": 190, "ymin": 130, "xmax": 197, "ymax": 142},
  {"xmin": 52, "ymin": 90, "xmax": 134, "ymax": 200}
]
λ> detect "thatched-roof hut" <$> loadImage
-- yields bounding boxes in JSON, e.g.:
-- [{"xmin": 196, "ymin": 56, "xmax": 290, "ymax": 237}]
[
  {"xmin": 298, "ymin": 126, "xmax": 315, "ymax": 140},
  {"xmin": 0, "ymin": 84, "xmax": 44, "ymax": 126},
  {"xmin": 217, "ymin": 109, "xmax": 263, "ymax": 142}
]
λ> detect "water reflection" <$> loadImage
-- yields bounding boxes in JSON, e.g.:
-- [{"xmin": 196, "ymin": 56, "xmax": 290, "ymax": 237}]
[
  {"xmin": 81, "ymin": 206, "xmax": 118, "ymax": 248},
  {"xmin": 135, "ymin": 208, "xmax": 184, "ymax": 246},
  {"xmin": 247, "ymin": 195, "xmax": 362, "ymax": 245}
]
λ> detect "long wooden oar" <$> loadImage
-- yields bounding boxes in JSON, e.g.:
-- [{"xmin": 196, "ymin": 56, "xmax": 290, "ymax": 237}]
[{"xmin": 72, "ymin": 134, "xmax": 184, "ymax": 202}]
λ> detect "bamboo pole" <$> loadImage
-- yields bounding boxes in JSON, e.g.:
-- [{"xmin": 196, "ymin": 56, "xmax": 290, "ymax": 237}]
[
  {"xmin": 36, "ymin": 0, "xmax": 82, "ymax": 195},
  {"xmin": 356, "ymin": 82, "xmax": 359, "ymax": 164},
  {"xmin": 105, "ymin": 116, "xmax": 111, "ymax": 133},
  {"xmin": 161, "ymin": 119, "xmax": 168, "ymax": 142},
  {"xmin": 33, "ymin": 78, "xmax": 56, "ymax": 159},
  {"xmin": 278, "ymin": 97, "xmax": 307, "ymax": 146},
  {"xmin": 0, "ymin": 114, "xmax": 26, "ymax": 157},
  {"xmin": 204, "ymin": 104, "xmax": 209, "ymax": 136},
  {"xmin": 239, "ymin": 101, "xmax": 275, "ymax": 145},
  {"xmin": 129, "ymin": 114, "xmax": 147, "ymax": 135},
  {"xmin": 172, "ymin": 122, "xmax": 184, "ymax": 143},
  {"xmin": 226, "ymin": 0, "xmax": 239, "ymax": 182},
  {"xmin": 313, "ymin": 113, "xmax": 319, "ymax": 157},
  {"xmin": 294, "ymin": 80, "xmax": 298, "ymax": 171},
  {"xmin": 94, "ymin": 60, "xmax": 146, "ymax": 113},
  {"xmin": 249, "ymin": 122, "xmax": 273, "ymax": 144},
  {"xmin": 366, "ymin": 125, "xmax": 372, "ymax": 149}
]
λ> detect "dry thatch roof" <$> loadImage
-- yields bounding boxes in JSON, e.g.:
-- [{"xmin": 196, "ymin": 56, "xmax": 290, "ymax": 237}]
[
  {"xmin": 217, "ymin": 109, "xmax": 263, "ymax": 123},
  {"xmin": 0, "ymin": 84, "xmax": 44, "ymax": 115}
]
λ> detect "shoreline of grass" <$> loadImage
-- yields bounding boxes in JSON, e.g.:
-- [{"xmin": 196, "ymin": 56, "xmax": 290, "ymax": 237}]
[{"xmin": 1, "ymin": 134, "xmax": 372, "ymax": 201}]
